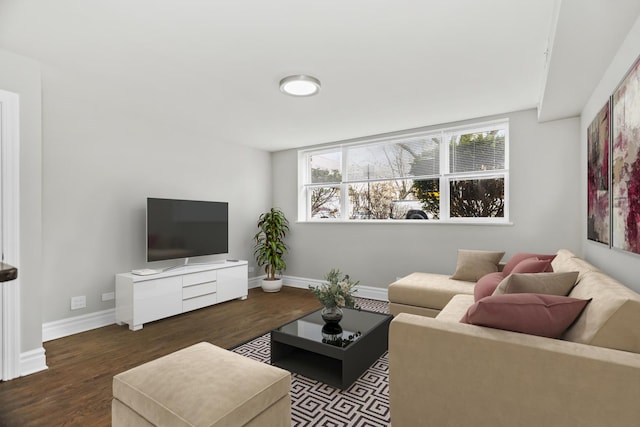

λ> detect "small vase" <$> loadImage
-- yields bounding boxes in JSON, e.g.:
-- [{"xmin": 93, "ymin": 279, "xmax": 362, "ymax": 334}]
[
  {"xmin": 321, "ymin": 305, "xmax": 343, "ymax": 324},
  {"xmin": 321, "ymin": 323, "xmax": 343, "ymax": 345}
]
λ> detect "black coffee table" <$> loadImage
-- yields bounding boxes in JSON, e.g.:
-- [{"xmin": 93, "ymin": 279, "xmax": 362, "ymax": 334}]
[{"xmin": 270, "ymin": 307, "xmax": 392, "ymax": 389}]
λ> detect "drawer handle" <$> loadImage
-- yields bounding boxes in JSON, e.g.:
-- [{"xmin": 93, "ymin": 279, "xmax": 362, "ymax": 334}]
[
  {"xmin": 183, "ymin": 280, "xmax": 217, "ymax": 288},
  {"xmin": 183, "ymin": 291, "xmax": 216, "ymax": 301}
]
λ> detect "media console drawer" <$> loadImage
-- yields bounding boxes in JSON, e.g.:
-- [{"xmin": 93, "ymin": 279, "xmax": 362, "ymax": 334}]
[
  {"xmin": 183, "ymin": 293, "xmax": 217, "ymax": 312},
  {"xmin": 183, "ymin": 270, "xmax": 217, "ymax": 287},
  {"xmin": 183, "ymin": 281, "xmax": 217, "ymax": 299}
]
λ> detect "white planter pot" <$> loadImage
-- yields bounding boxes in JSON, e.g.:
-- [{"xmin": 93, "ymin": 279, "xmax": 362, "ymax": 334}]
[{"xmin": 261, "ymin": 278, "xmax": 283, "ymax": 293}]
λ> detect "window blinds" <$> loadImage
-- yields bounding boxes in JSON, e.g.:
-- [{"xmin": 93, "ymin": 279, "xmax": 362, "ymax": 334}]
[{"xmin": 345, "ymin": 134, "xmax": 440, "ymax": 182}]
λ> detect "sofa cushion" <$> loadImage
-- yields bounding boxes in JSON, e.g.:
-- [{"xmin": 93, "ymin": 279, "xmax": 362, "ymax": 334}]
[
  {"xmin": 510, "ymin": 258, "xmax": 553, "ymax": 274},
  {"xmin": 436, "ymin": 294, "xmax": 475, "ymax": 323},
  {"xmin": 450, "ymin": 249, "xmax": 505, "ymax": 281},
  {"xmin": 474, "ymin": 259, "xmax": 550, "ymax": 302},
  {"xmin": 389, "ymin": 272, "xmax": 475, "ymax": 312},
  {"xmin": 474, "ymin": 272, "xmax": 505, "ymax": 301},
  {"xmin": 461, "ymin": 293, "xmax": 590, "ymax": 338},
  {"xmin": 493, "ymin": 271, "xmax": 579, "ymax": 297},
  {"xmin": 503, "ymin": 253, "xmax": 556, "ymax": 275},
  {"xmin": 564, "ymin": 271, "xmax": 640, "ymax": 353},
  {"xmin": 559, "ymin": 257, "xmax": 600, "ymax": 281},
  {"xmin": 550, "ymin": 249, "xmax": 582, "ymax": 272}
]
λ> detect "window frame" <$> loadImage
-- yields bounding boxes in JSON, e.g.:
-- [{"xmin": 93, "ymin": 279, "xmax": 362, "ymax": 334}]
[{"xmin": 298, "ymin": 119, "xmax": 509, "ymax": 223}]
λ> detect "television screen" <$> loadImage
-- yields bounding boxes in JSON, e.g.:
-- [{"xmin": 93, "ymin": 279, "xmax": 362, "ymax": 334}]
[{"xmin": 147, "ymin": 198, "xmax": 229, "ymax": 262}]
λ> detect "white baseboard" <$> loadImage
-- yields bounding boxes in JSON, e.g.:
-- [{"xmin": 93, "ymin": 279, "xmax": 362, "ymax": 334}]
[
  {"xmin": 282, "ymin": 275, "xmax": 389, "ymax": 301},
  {"xmin": 20, "ymin": 347, "xmax": 47, "ymax": 377},
  {"xmin": 351, "ymin": 284, "xmax": 389, "ymax": 301},
  {"xmin": 248, "ymin": 276, "xmax": 263, "ymax": 289},
  {"xmin": 41, "ymin": 277, "xmax": 387, "ymax": 344},
  {"xmin": 42, "ymin": 308, "xmax": 116, "ymax": 342}
]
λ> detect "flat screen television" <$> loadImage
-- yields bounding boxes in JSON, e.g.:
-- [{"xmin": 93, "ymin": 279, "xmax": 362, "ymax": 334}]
[{"xmin": 147, "ymin": 198, "xmax": 229, "ymax": 262}]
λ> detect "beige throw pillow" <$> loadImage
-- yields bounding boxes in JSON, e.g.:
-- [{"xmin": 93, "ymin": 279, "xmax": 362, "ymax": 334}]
[
  {"xmin": 450, "ymin": 250, "xmax": 505, "ymax": 282},
  {"xmin": 493, "ymin": 271, "xmax": 579, "ymax": 296}
]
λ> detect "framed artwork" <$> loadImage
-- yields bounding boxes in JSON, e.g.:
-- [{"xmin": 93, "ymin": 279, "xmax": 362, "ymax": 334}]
[
  {"xmin": 612, "ymin": 55, "xmax": 640, "ymax": 254},
  {"xmin": 587, "ymin": 101, "xmax": 610, "ymax": 245}
]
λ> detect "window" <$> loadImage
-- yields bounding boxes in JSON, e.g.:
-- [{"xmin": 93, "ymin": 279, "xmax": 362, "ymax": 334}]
[{"xmin": 299, "ymin": 120, "xmax": 509, "ymax": 223}]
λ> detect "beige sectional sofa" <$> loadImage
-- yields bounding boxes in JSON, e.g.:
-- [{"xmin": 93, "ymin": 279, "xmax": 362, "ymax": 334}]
[{"xmin": 388, "ymin": 249, "xmax": 640, "ymax": 426}]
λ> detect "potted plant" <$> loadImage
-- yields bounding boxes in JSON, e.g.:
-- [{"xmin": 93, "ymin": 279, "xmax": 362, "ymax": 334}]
[
  {"xmin": 254, "ymin": 207, "xmax": 289, "ymax": 292},
  {"xmin": 309, "ymin": 269, "xmax": 359, "ymax": 323}
]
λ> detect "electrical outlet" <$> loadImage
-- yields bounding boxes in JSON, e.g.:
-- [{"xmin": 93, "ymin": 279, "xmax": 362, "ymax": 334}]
[
  {"xmin": 70, "ymin": 295, "xmax": 86, "ymax": 310},
  {"xmin": 248, "ymin": 266, "xmax": 255, "ymax": 273},
  {"xmin": 102, "ymin": 292, "xmax": 115, "ymax": 301}
]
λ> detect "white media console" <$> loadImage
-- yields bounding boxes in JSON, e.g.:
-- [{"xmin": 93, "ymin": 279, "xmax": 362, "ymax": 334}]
[{"xmin": 115, "ymin": 260, "xmax": 248, "ymax": 331}]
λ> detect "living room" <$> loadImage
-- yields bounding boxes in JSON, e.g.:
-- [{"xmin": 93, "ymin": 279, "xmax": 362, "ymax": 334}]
[{"xmin": 2, "ymin": 0, "xmax": 640, "ymax": 425}]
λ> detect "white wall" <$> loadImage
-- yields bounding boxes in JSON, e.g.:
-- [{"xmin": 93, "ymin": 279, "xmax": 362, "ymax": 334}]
[
  {"xmin": 39, "ymin": 65, "xmax": 272, "ymax": 322},
  {"xmin": 0, "ymin": 49, "xmax": 43, "ymax": 353},
  {"xmin": 272, "ymin": 109, "xmax": 581, "ymax": 288},
  {"xmin": 582, "ymin": 14, "xmax": 640, "ymax": 292}
]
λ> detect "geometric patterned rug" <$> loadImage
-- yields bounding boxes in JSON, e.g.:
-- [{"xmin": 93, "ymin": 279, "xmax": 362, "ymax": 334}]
[{"xmin": 231, "ymin": 298, "xmax": 391, "ymax": 427}]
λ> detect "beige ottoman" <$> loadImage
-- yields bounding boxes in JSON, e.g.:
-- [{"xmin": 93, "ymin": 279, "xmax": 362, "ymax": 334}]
[{"xmin": 112, "ymin": 342, "xmax": 291, "ymax": 426}]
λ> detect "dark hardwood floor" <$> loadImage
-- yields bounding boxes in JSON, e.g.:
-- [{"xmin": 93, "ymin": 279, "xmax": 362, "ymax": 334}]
[{"xmin": 0, "ymin": 286, "xmax": 321, "ymax": 427}]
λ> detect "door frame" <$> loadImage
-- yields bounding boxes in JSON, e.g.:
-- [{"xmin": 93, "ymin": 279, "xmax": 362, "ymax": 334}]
[{"xmin": 0, "ymin": 89, "xmax": 21, "ymax": 381}]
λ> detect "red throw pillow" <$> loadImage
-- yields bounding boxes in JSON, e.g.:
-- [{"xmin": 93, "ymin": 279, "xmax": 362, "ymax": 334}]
[
  {"xmin": 474, "ymin": 272, "xmax": 505, "ymax": 301},
  {"xmin": 502, "ymin": 253, "xmax": 556, "ymax": 275},
  {"xmin": 460, "ymin": 293, "xmax": 590, "ymax": 338},
  {"xmin": 510, "ymin": 258, "xmax": 552, "ymax": 274}
]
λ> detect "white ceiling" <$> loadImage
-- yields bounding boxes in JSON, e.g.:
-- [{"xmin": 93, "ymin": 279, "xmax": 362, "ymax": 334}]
[
  {"xmin": 539, "ymin": 0, "xmax": 640, "ymax": 122},
  {"xmin": 0, "ymin": 0, "xmax": 639, "ymax": 151}
]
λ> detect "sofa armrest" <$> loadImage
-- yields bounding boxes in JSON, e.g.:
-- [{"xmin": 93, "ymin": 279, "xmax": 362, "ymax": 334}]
[{"xmin": 389, "ymin": 313, "xmax": 640, "ymax": 427}]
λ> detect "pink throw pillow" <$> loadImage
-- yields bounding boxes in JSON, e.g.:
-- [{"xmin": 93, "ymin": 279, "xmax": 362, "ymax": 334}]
[
  {"xmin": 510, "ymin": 258, "xmax": 552, "ymax": 274},
  {"xmin": 502, "ymin": 253, "xmax": 556, "ymax": 275},
  {"xmin": 460, "ymin": 293, "xmax": 590, "ymax": 338},
  {"xmin": 474, "ymin": 272, "xmax": 505, "ymax": 301}
]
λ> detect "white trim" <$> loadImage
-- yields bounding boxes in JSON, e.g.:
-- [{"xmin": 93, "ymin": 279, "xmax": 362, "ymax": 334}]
[
  {"xmin": 42, "ymin": 309, "xmax": 116, "ymax": 342},
  {"xmin": 20, "ymin": 347, "xmax": 47, "ymax": 376},
  {"xmin": 351, "ymin": 284, "xmax": 388, "ymax": 301},
  {"xmin": 281, "ymin": 275, "xmax": 389, "ymax": 301},
  {"xmin": 248, "ymin": 276, "xmax": 264, "ymax": 289},
  {"xmin": 40, "ymin": 277, "xmax": 387, "ymax": 342},
  {"xmin": 251, "ymin": 274, "xmax": 389, "ymax": 300},
  {"xmin": 1, "ymin": 281, "xmax": 20, "ymax": 380},
  {"xmin": 0, "ymin": 89, "xmax": 20, "ymax": 381},
  {"xmin": 298, "ymin": 218, "xmax": 514, "ymax": 226}
]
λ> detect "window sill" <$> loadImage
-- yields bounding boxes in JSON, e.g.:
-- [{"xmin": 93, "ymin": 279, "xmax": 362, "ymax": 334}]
[{"xmin": 297, "ymin": 219, "xmax": 514, "ymax": 226}]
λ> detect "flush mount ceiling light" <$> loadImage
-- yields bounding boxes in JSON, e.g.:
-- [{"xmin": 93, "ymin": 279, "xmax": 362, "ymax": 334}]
[{"xmin": 279, "ymin": 75, "xmax": 321, "ymax": 97}]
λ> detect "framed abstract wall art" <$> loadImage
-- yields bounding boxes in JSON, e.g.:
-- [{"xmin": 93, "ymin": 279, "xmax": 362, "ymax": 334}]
[
  {"xmin": 612, "ymin": 55, "xmax": 640, "ymax": 254},
  {"xmin": 587, "ymin": 101, "xmax": 610, "ymax": 245}
]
